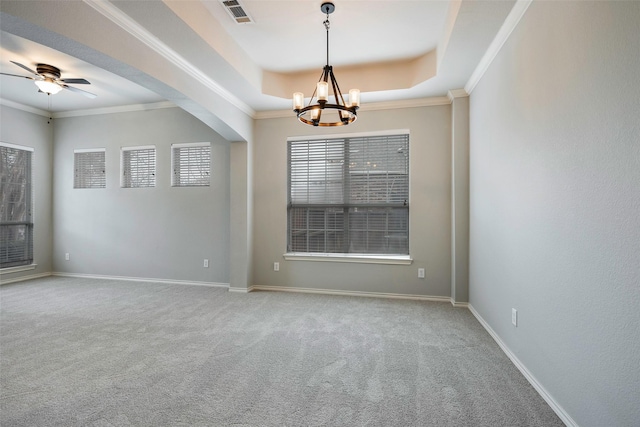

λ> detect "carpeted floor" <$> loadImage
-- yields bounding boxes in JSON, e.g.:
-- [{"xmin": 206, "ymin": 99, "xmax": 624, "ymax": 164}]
[{"xmin": 0, "ymin": 276, "xmax": 563, "ymax": 426}]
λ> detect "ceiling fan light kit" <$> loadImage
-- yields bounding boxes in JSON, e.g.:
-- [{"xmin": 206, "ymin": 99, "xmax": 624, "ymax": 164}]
[
  {"xmin": 35, "ymin": 78, "xmax": 63, "ymax": 95},
  {"xmin": 293, "ymin": 2, "xmax": 360, "ymax": 127},
  {"xmin": 1, "ymin": 61, "xmax": 96, "ymax": 98}
]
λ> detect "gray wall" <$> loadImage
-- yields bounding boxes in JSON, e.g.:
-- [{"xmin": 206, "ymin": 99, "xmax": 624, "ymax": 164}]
[
  {"xmin": 469, "ymin": 2, "xmax": 640, "ymax": 426},
  {"xmin": 253, "ymin": 105, "xmax": 452, "ymax": 297},
  {"xmin": 0, "ymin": 105, "xmax": 54, "ymax": 282},
  {"xmin": 451, "ymin": 95, "xmax": 469, "ymax": 303},
  {"xmin": 52, "ymin": 107, "xmax": 231, "ymax": 284}
]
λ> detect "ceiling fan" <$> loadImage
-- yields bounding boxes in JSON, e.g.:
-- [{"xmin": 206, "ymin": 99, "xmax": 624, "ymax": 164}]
[{"xmin": 0, "ymin": 61, "xmax": 97, "ymax": 98}]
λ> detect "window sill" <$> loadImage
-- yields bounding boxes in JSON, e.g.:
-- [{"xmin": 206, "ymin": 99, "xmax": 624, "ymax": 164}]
[
  {"xmin": 0, "ymin": 264, "xmax": 37, "ymax": 275},
  {"xmin": 283, "ymin": 253, "xmax": 412, "ymax": 265}
]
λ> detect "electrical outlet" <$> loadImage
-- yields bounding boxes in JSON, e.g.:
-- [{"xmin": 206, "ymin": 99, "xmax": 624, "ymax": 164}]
[
  {"xmin": 65, "ymin": 253, "xmax": 70, "ymax": 261},
  {"xmin": 274, "ymin": 262, "xmax": 280, "ymax": 271},
  {"xmin": 203, "ymin": 259, "xmax": 209, "ymax": 268},
  {"xmin": 418, "ymin": 268, "xmax": 425, "ymax": 279},
  {"xmin": 512, "ymin": 308, "xmax": 518, "ymax": 326}
]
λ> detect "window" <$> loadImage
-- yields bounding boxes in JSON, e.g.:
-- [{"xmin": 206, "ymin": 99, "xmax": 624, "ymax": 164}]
[
  {"xmin": 288, "ymin": 132, "xmax": 409, "ymax": 255},
  {"xmin": 0, "ymin": 142, "xmax": 34, "ymax": 268},
  {"xmin": 121, "ymin": 145, "xmax": 156, "ymax": 188},
  {"xmin": 171, "ymin": 142, "xmax": 211, "ymax": 187},
  {"xmin": 74, "ymin": 148, "xmax": 106, "ymax": 189}
]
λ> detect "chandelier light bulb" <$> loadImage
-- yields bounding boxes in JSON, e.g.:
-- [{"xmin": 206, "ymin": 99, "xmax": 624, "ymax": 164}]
[
  {"xmin": 293, "ymin": 92, "xmax": 304, "ymax": 110},
  {"xmin": 349, "ymin": 89, "xmax": 360, "ymax": 107},
  {"xmin": 317, "ymin": 82, "xmax": 329, "ymax": 102}
]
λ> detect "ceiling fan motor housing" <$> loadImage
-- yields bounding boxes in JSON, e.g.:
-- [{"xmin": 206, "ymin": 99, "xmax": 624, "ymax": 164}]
[{"xmin": 36, "ymin": 63, "xmax": 61, "ymax": 79}]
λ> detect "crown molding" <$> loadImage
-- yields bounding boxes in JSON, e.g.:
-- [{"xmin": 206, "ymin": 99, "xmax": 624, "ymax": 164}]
[
  {"xmin": 0, "ymin": 98, "xmax": 50, "ymax": 117},
  {"xmin": 447, "ymin": 89, "xmax": 469, "ymax": 102},
  {"xmin": 254, "ymin": 96, "xmax": 452, "ymax": 120},
  {"xmin": 82, "ymin": 0, "xmax": 255, "ymax": 118},
  {"xmin": 1, "ymin": 97, "xmax": 177, "ymax": 119},
  {"xmin": 53, "ymin": 101, "xmax": 175, "ymax": 118},
  {"xmin": 465, "ymin": 0, "xmax": 533, "ymax": 94}
]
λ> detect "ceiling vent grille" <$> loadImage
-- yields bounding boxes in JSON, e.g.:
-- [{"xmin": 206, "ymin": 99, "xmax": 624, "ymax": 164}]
[{"xmin": 221, "ymin": 0, "xmax": 253, "ymax": 24}]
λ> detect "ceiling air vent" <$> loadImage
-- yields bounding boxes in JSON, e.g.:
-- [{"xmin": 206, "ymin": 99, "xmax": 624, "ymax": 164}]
[{"xmin": 221, "ymin": 0, "xmax": 253, "ymax": 24}]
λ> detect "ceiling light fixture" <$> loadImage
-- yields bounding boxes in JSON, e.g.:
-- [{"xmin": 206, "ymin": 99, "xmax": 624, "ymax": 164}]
[
  {"xmin": 34, "ymin": 78, "xmax": 63, "ymax": 95},
  {"xmin": 293, "ymin": 2, "xmax": 360, "ymax": 127}
]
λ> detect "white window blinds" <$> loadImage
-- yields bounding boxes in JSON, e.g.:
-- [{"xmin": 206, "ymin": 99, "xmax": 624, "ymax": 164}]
[
  {"xmin": 121, "ymin": 145, "xmax": 156, "ymax": 188},
  {"xmin": 171, "ymin": 142, "xmax": 211, "ymax": 187},
  {"xmin": 0, "ymin": 142, "xmax": 34, "ymax": 268},
  {"xmin": 74, "ymin": 148, "xmax": 106, "ymax": 189},
  {"xmin": 288, "ymin": 133, "xmax": 409, "ymax": 255}
]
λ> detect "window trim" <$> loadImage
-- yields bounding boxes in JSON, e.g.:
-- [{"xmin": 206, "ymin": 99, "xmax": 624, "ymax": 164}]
[
  {"xmin": 287, "ymin": 129, "xmax": 411, "ymax": 257},
  {"xmin": 0, "ymin": 263, "xmax": 37, "ymax": 274},
  {"xmin": 287, "ymin": 128, "xmax": 411, "ymax": 143},
  {"xmin": 283, "ymin": 252, "xmax": 412, "ymax": 265}
]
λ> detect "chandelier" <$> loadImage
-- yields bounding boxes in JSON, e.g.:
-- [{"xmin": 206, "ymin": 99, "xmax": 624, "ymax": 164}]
[{"xmin": 293, "ymin": 2, "xmax": 360, "ymax": 127}]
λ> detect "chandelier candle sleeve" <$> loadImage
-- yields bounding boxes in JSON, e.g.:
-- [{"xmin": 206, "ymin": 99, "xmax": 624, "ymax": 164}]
[
  {"xmin": 293, "ymin": 92, "xmax": 304, "ymax": 110},
  {"xmin": 317, "ymin": 81, "xmax": 329, "ymax": 101},
  {"xmin": 349, "ymin": 89, "xmax": 360, "ymax": 107}
]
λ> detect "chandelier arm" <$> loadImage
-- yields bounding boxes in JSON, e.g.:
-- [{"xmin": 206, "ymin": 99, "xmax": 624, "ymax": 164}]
[{"xmin": 329, "ymin": 68, "xmax": 347, "ymax": 107}]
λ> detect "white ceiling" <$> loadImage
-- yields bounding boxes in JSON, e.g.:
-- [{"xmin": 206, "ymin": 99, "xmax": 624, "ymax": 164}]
[
  {"xmin": 0, "ymin": 0, "xmax": 517, "ymax": 119},
  {"xmin": 202, "ymin": 0, "xmax": 450, "ymax": 73},
  {"xmin": 0, "ymin": 31, "xmax": 165, "ymax": 113}
]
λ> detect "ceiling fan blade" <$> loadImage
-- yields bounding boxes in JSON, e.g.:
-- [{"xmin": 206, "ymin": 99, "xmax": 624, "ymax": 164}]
[
  {"xmin": 0, "ymin": 72, "xmax": 35, "ymax": 80},
  {"xmin": 60, "ymin": 78, "xmax": 91, "ymax": 85},
  {"xmin": 10, "ymin": 60, "xmax": 39, "ymax": 76},
  {"xmin": 62, "ymin": 84, "xmax": 97, "ymax": 98}
]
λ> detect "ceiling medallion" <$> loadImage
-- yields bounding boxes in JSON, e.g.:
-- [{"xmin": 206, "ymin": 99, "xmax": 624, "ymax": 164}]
[{"xmin": 292, "ymin": 2, "xmax": 360, "ymax": 127}]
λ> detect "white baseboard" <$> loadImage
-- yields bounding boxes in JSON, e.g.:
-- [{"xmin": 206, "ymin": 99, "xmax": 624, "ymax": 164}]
[
  {"xmin": 468, "ymin": 304, "xmax": 578, "ymax": 427},
  {"xmin": 451, "ymin": 301, "xmax": 469, "ymax": 308},
  {"xmin": 0, "ymin": 271, "xmax": 52, "ymax": 285},
  {"xmin": 51, "ymin": 272, "xmax": 229, "ymax": 288},
  {"xmin": 228, "ymin": 286, "xmax": 254, "ymax": 293},
  {"xmin": 251, "ymin": 285, "xmax": 452, "ymax": 303}
]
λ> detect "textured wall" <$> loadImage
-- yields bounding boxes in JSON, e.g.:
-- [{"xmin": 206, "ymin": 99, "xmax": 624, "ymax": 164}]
[
  {"xmin": 469, "ymin": 2, "xmax": 640, "ymax": 426},
  {"xmin": 52, "ymin": 107, "xmax": 231, "ymax": 284},
  {"xmin": 0, "ymin": 105, "xmax": 54, "ymax": 282},
  {"xmin": 253, "ymin": 105, "xmax": 452, "ymax": 297}
]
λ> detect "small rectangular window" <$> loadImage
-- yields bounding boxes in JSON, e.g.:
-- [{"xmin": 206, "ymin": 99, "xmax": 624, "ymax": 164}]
[
  {"xmin": 74, "ymin": 148, "xmax": 106, "ymax": 189},
  {"xmin": 1, "ymin": 142, "xmax": 34, "ymax": 268},
  {"xmin": 121, "ymin": 145, "xmax": 156, "ymax": 188},
  {"xmin": 171, "ymin": 142, "xmax": 211, "ymax": 187}
]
